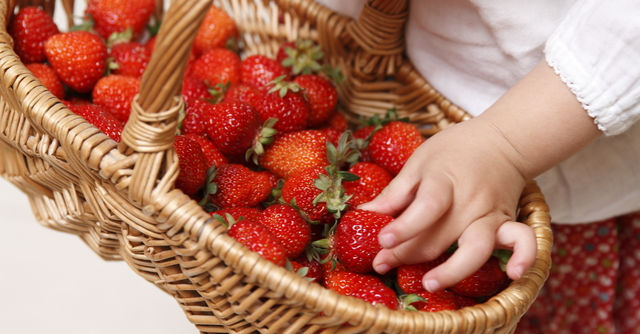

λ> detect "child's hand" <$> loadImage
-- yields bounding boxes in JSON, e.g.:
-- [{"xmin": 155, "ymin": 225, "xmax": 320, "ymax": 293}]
[
  {"xmin": 359, "ymin": 118, "xmax": 536, "ymax": 292},
  {"xmin": 359, "ymin": 60, "xmax": 602, "ymax": 292}
]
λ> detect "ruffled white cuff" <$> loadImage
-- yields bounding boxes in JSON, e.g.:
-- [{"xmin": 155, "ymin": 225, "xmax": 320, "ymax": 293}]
[{"xmin": 544, "ymin": 0, "xmax": 640, "ymax": 136}]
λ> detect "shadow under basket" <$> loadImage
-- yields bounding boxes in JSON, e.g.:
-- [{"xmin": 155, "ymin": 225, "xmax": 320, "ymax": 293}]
[{"xmin": 0, "ymin": 0, "xmax": 552, "ymax": 333}]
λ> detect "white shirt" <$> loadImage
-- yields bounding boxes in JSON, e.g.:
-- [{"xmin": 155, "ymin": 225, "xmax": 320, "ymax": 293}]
[{"xmin": 317, "ymin": 0, "xmax": 640, "ymax": 223}]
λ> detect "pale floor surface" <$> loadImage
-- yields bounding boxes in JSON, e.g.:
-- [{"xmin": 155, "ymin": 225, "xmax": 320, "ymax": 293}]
[{"xmin": 0, "ymin": 178, "xmax": 198, "ymax": 334}]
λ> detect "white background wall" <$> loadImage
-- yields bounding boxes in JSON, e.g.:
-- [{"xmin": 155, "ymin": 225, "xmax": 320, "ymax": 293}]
[{"xmin": 0, "ymin": 1, "xmax": 199, "ymax": 333}]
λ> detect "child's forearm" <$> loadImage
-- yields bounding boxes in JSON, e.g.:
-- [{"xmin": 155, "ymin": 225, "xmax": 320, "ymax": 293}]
[{"xmin": 477, "ymin": 60, "xmax": 602, "ymax": 182}]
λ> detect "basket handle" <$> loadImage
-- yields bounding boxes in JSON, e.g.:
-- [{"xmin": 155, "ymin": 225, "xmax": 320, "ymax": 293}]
[{"xmin": 117, "ymin": 0, "xmax": 211, "ymax": 208}]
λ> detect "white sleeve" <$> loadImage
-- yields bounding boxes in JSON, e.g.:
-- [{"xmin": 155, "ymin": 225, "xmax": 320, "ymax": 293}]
[{"xmin": 544, "ymin": 0, "xmax": 640, "ymax": 136}]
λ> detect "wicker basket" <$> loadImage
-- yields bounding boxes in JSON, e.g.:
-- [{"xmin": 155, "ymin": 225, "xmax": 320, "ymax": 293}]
[{"xmin": 0, "ymin": 0, "xmax": 552, "ymax": 333}]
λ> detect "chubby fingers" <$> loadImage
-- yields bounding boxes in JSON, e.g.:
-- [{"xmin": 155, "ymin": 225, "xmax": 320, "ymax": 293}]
[
  {"xmin": 373, "ymin": 173, "xmax": 453, "ymax": 249},
  {"xmin": 494, "ymin": 221, "xmax": 537, "ymax": 280},
  {"xmin": 421, "ymin": 218, "xmax": 497, "ymax": 292}
]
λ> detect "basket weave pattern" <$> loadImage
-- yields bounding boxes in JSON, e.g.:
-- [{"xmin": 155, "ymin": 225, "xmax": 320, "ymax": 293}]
[{"xmin": 0, "ymin": 0, "xmax": 552, "ymax": 333}]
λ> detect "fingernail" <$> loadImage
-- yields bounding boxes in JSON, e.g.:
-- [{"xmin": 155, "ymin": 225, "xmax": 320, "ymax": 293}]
[
  {"xmin": 424, "ymin": 279, "xmax": 440, "ymax": 292},
  {"xmin": 375, "ymin": 263, "xmax": 391, "ymax": 274},
  {"xmin": 378, "ymin": 233, "xmax": 395, "ymax": 249},
  {"xmin": 514, "ymin": 265, "xmax": 525, "ymax": 279}
]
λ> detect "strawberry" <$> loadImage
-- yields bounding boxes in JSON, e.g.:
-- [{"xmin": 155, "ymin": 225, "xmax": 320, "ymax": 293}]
[
  {"xmin": 223, "ymin": 83, "xmax": 265, "ymax": 109},
  {"xmin": 259, "ymin": 204, "xmax": 311, "ymax": 259},
  {"xmin": 26, "ymin": 63, "xmax": 65, "ymax": 100},
  {"xmin": 259, "ymin": 130, "xmax": 330, "ymax": 180},
  {"xmin": 320, "ymin": 127, "xmax": 342, "ymax": 148},
  {"xmin": 343, "ymin": 162, "xmax": 393, "ymax": 207},
  {"xmin": 192, "ymin": 48, "xmax": 241, "ymax": 88},
  {"xmin": 193, "ymin": 4, "xmax": 238, "ymax": 56},
  {"xmin": 8, "ymin": 7, "xmax": 59, "ymax": 64},
  {"xmin": 241, "ymin": 54, "xmax": 288, "ymax": 91},
  {"xmin": 368, "ymin": 121, "xmax": 425, "ymax": 175},
  {"xmin": 108, "ymin": 42, "xmax": 151, "ymax": 79},
  {"xmin": 203, "ymin": 101, "xmax": 262, "ymax": 157},
  {"xmin": 396, "ymin": 252, "xmax": 451, "ymax": 294},
  {"xmin": 346, "ymin": 284, "xmax": 399, "ymax": 310},
  {"xmin": 294, "ymin": 255, "xmax": 324, "ymax": 284},
  {"xmin": 92, "ymin": 74, "xmax": 140, "ymax": 124},
  {"xmin": 183, "ymin": 134, "xmax": 228, "ymax": 168},
  {"xmin": 276, "ymin": 39, "xmax": 323, "ymax": 76},
  {"xmin": 328, "ymin": 112, "xmax": 349, "ymax": 132},
  {"xmin": 334, "ymin": 209, "xmax": 394, "ymax": 273},
  {"xmin": 173, "ymin": 135, "xmax": 208, "ymax": 196},
  {"xmin": 255, "ymin": 81, "xmax": 310, "ymax": 134},
  {"xmin": 449, "ymin": 256, "xmax": 507, "ymax": 298},
  {"xmin": 181, "ymin": 99, "xmax": 209, "ymax": 137},
  {"xmin": 85, "ymin": 0, "xmax": 156, "ymax": 40},
  {"xmin": 209, "ymin": 164, "xmax": 274, "ymax": 209},
  {"xmin": 280, "ymin": 167, "xmax": 332, "ymax": 223},
  {"xmin": 226, "ymin": 219, "xmax": 287, "ymax": 267},
  {"xmin": 453, "ymin": 294, "xmax": 479, "ymax": 309},
  {"xmin": 182, "ymin": 76, "xmax": 213, "ymax": 108},
  {"xmin": 353, "ymin": 125, "xmax": 375, "ymax": 162},
  {"xmin": 44, "ymin": 31, "xmax": 107, "ymax": 93},
  {"xmin": 408, "ymin": 290, "xmax": 459, "ymax": 312},
  {"xmin": 293, "ymin": 74, "xmax": 337, "ymax": 128},
  {"xmin": 210, "ymin": 207, "xmax": 262, "ymax": 223},
  {"xmin": 324, "ymin": 271, "xmax": 386, "ymax": 294},
  {"xmin": 68, "ymin": 104, "xmax": 123, "ymax": 142}
]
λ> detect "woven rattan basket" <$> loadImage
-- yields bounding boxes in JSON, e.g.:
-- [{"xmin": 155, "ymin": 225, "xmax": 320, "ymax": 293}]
[{"xmin": 0, "ymin": 0, "xmax": 552, "ymax": 333}]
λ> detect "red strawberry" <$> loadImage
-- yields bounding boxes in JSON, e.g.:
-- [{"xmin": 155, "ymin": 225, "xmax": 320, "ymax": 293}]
[
  {"xmin": 396, "ymin": 252, "xmax": 451, "ymax": 294},
  {"xmin": 173, "ymin": 135, "xmax": 208, "ymax": 196},
  {"xmin": 449, "ymin": 256, "xmax": 507, "ymax": 298},
  {"xmin": 68, "ymin": 104, "xmax": 123, "ymax": 142},
  {"xmin": 182, "ymin": 76, "xmax": 213, "ymax": 108},
  {"xmin": 192, "ymin": 48, "xmax": 241, "ymax": 88},
  {"xmin": 241, "ymin": 54, "xmax": 288, "ymax": 91},
  {"xmin": 108, "ymin": 42, "xmax": 151, "ymax": 79},
  {"xmin": 255, "ymin": 83, "xmax": 310, "ymax": 134},
  {"xmin": 353, "ymin": 125, "xmax": 375, "ymax": 162},
  {"xmin": 294, "ymin": 255, "xmax": 324, "ymax": 284},
  {"xmin": 209, "ymin": 164, "xmax": 273, "ymax": 209},
  {"xmin": 276, "ymin": 39, "xmax": 324, "ymax": 76},
  {"xmin": 92, "ymin": 74, "xmax": 140, "ymax": 124},
  {"xmin": 328, "ymin": 112, "xmax": 349, "ymax": 132},
  {"xmin": 259, "ymin": 130, "xmax": 330, "ymax": 180},
  {"xmin": 259, "ymin": 204, "xmax": 311, "ymax": 259},
  {"xmin": 409, "ymin": 290, "xmax": 459, "ymax": 312},
  {"xmin": 320, "ymin": 127, "xmax": 342, "ymax": 148},
  {"xmin": 193, "ymin": 4, "xmax": 238, "ymax": 56},
  {"xmin": 322, "ymin": 253, "xmax": 348, "ymax": 281},
  {"xmin": 280, "ymin": 167, "xmax": 331, "ymax": 223},
  {"xmin": 223, "ymin": 83, "xmax": 265, "ymax": 109},
  {"xmin": 346, "ymin": 284, "xmax": 399, "ymax": 310},
  {"xmin": 203, "ymin": 101, "xmax": 263, "ymax": 157},
  {"xmin": 44, "ymin": 31, "xmax": 107, "ymax": 93},
  {"xmin": 294, "ymin": 74, "xmax": 337, "ymax": 128},
  {"xmin": 324, "ymin": 271, "xmax": 386, "ymax": 294},
  {"xmin": 85, "ymin": 0, "xmax": 155, "ymax": 40},
  {"xmin": 453, "ymin": 294, "xmax": 479, "ymax": 309},
  {"xmin": 8, "ymin": 7, "xmax": 59, "ymax": 64},
  {"xmin": 181, "ymin": 99, "xmax": 209, "ymax": 137},
  {"xmin": 145, "ymin": 36, "xmax": 157, "ymax": 54},
  {"xmin": 334, "ymin": 209, "xmax": 394, "ymax": 273},
  {"xmin": 183, "ymin": 134, "xmax": 228, "ymax": 168},
  {"xmin": 227, "ymin": 219, "xmax": 287, "ymax": 266},
  {"xmin": 343, "ymin": 162, "xmax": 393, "ymax": 207},
  {"xmin": 26, "ymin": 63, "xmax": 65, "ymax": 100},
  {"xmin": 369, "ymin": 121, "xmax": 425, "ymax": 175},
  {"xmin": 210, "ymin": 207, "xmax": 262, "ymax": 223}
]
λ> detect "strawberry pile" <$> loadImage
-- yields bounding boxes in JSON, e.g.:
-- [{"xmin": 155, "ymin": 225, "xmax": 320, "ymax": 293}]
[{"xmin": 12, "ymin": 3, "xmax": 512, "ymax": 314}]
